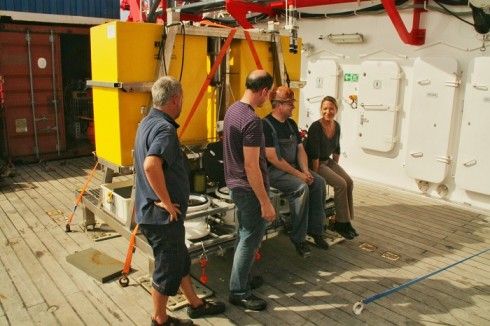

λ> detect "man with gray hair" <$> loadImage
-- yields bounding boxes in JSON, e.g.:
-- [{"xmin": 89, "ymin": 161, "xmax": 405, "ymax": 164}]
[{"xmin": 134, "ymin": 76, "xmax": 225, "ymax": 326}]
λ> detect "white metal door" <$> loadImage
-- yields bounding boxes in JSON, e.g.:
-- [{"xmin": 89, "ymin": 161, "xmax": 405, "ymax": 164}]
[
  {"xmin": 357, "ymin": 61, "xmax": 401, "ymax": 152},
  {"xmin": 455, "ymin": 57, "xmax": 490, "ymax": 195},
  {"xmin": 299, "ymin": 59, "xmax": 339, "ymax": 130},
  {"xmin": 405, "ymin": 57, "xmax": 460, "ymax": 183}
]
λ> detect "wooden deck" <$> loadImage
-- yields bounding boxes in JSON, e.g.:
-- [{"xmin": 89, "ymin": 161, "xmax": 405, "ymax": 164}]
[{"xmin": 1, "ymin": 156, "xmax": 489, "ymax": 326}]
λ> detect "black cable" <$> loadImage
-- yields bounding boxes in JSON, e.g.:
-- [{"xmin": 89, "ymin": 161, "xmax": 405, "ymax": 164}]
[
  {"xmin": 270, "ymin": 34, "xmax": 277, "ymax": 84},
  {"xmin": 146, "ymin": 0, "xmax": 162, "ymax": 23},
  {"xmin": 289, "ymin": 0, "xmax": 410, "ymax": 19},
  {"xmin": 284, "ymin": 63, "xmax": 290, "ymax": 88},
  {"xmin": 435, "ymin": 0, "xmax": 468, "ymax": 6},
  {"xmin": 179, "ymin": 22, "xmax": 186, "ymax": 82},
  {"xmin": 432, "ymin": 0, "xmax": 475, "ymax": 27},
  {"xmin": 161, "ymin": 27, "xmax": 168, "ymax": 76},
  {"xmin": 200, "ymin": 13, "xmax": 270, "ymax": 27},
  {"xmin": 161, "ymin": 22, "xmax": 186, "ymax": 79}
]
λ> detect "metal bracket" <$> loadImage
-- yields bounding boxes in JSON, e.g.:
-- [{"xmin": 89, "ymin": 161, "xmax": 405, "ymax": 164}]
[{"xmin": 86, "ymin": 80, "xmax": 154, "ymax": 93}]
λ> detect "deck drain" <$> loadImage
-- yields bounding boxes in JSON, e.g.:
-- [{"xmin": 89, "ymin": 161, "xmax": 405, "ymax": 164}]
[
  {"xmin": 46, "ymin": 209, "xmax": 66, "ymax": 223},
  {"xmin": 381, "ymin": 251, "xmax": 400, "ymax": 261},
  {"xmin": 359, "ymin": 242, "xmax": 377, "ymax": 252}
]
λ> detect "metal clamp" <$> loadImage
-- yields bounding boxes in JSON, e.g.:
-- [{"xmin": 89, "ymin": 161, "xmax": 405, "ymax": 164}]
[
  {"xmin": 444, "ymin": 80, "xmax": 461, "ymax": 88},
  {"xmin": 353, "ymin": 301, "xmax": 364, "ymax": 315},
  {"xmin": 435, "ymin": 156, "xmax": 451, "ymax": 164},
  {"xmin": 86, "ymin": 80, "xmax": 121, "ymax": 88}
]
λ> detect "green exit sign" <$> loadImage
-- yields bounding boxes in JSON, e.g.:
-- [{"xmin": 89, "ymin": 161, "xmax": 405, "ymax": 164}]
[{"xmin": 344, "ymin": 73, "xmax": 359, "ymax": 82}]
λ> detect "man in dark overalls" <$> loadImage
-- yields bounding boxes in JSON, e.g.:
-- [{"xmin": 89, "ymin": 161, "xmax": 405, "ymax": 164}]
[{"xmin": 263, "ymin": 86, "xmax": 329, "ymax": 258}]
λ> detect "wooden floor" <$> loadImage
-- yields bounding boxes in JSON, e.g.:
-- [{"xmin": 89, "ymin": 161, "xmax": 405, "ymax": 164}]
[{"xmin": 1, "ymin": 156, "xmax": 490, "ymax": 326}]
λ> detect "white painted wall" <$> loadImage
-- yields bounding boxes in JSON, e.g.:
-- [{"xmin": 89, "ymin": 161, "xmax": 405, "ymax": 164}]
[{"xmin": 261, "ymin": 8, "xmax": 490, "ymax": 211}]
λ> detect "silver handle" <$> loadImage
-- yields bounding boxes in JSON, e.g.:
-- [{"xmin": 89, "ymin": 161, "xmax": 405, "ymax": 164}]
[
  {"xmin": 472, "ymin": 84, "xmax": 488, "ymax": 91},
  {"xmin": 463, "ymin": 159, "xmax": 477, "ymax": 167},
  {"xmin": 307, "ymin": 95, "xmax": 325, "ymax": 102},
  {"xmin": 360, "ymin": 103, "xmax": 388, "ymax": 110},
  {"xmin": 444, "ymin": 80, "xmax": 461, "ymax": 88},
  {"xmin": 417, "ymin": 79, "xmax": 430, "ymax": 85},
  {"xmin": 410, "ymin": 152, "xmax": 423, "ymax": 158}
]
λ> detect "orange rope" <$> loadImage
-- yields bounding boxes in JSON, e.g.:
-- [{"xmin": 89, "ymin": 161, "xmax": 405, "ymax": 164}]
[
  {"xmin": 179, "ymin": 28, "xmax": 238, "ymax": 138},
  {"xmin": 243, "ymin": 30, "xmax": 263, "ymax": 70},
  {"xmin": 66, "ymin": 161, "xmax": 99, "ymax": 231},
  {"xmin": 199, "ymin": 19, "xmax": 232, "ymax": 29}
]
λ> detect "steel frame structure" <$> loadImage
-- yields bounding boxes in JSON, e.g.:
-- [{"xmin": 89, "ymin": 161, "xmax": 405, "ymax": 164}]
[{"xmin": 121, "ymin": 0, "xmax": 426, "ymax": 45}]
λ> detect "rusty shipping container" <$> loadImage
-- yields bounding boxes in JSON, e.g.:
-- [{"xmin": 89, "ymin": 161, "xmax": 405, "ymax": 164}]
[
  {"xmin": 0, "ymin": 0, "xmax": 118, "ymax": 162},
  {"xmin": 0, "ymin": 23, "xmax": 93, "ymax": 162}
]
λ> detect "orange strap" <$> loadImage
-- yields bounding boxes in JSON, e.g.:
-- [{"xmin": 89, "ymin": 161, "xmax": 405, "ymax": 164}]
[
  {"xmin": 197, "ymin": 21, "xmax": 261, "ymax": 69},
  {"xmin": 199, "ymin": 19, "xmax": 232, "ymax": 29},
  {"xmin": 123, "ymin": 224, "xmax": 139, "ymax": 275},
  {"xmin": 179, "ymin": 28, "xmax": 238, "ymax": 138},
  {"xmin": 67, "ymin": 161, "xmax": 99, "ymax": 225},
  {"xmin": 243, "ymin": 30, "xmax": 263, "ymax": 70}
]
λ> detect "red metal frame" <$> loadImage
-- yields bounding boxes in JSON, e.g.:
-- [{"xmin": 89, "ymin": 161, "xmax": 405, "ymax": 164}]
[
  {"xmin": 381, "ymin": 0, "xmax": 426, "ymax": 45},
  {"xmin": 120, "ymin": 0, "xmax": 147, "ymax": 22},
  {"xmin": 120, "ymin": 0, "xmax": 426, "ymax": 45},
  {"xmin": 224, "ymin": 0, "xmax": 426, "ymax": 45},
  {"xmin": 120, "ymin": 0, "xmax": 202, "ymax": 23},
  {"xmin": 225, "ymin": 0, "xmax": 274, "ymax": 29}
]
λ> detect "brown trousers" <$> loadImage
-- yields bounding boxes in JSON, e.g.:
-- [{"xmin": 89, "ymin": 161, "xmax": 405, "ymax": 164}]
[{"xmin": 317, "ymin": 160, "xmax": 354, "ymax": 223}]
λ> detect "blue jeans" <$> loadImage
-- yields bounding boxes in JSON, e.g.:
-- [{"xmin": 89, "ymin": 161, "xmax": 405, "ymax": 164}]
[
  {"xmin": 269, "ymin": 168, "xmax": 326, "ymax": 243},
  {"xmin": 229, "ymin": 188, "xmax": 267, "ymax": 299}
]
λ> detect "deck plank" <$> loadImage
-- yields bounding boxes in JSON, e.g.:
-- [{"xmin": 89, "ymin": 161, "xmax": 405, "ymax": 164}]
[
  {"xmin": 0, "ymin": 189, "xmax": 101, "ymax": 325},
  {"xmin": 1, "ymin": 162, "xmax": 141, "ymax": 325},
  {"xmin": 261, "ymin": 236, "xmax": 446, "ymax": 325},
  {"xmin": 0, "ymin": 231, "xmax": 35, "ymax": 325},
  {"xmin": 1, "ymin": 157, "xmax": 489, "ymax": 325}
]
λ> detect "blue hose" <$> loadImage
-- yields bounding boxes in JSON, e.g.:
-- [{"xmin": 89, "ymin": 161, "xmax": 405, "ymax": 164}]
[{"xmin": 353, "ymin": 247, "xmax": 490, "ymax": 314}]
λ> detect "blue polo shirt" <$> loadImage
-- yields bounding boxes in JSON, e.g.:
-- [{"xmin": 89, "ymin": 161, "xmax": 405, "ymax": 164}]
[{"xmin": 134, "ymin": 108, "xmax": 190, "ymax": 225}]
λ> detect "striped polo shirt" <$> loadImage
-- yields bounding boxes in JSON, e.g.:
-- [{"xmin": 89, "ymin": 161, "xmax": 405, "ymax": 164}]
[{"xmin": 223, "ymin": 101, "xmax": 270, "ymax": 192}]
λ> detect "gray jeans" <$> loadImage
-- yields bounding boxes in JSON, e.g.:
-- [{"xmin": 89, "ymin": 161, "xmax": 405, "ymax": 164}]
[{"xmin": 269, "ymin": 168, "xmax": 326, "ymax": 243}]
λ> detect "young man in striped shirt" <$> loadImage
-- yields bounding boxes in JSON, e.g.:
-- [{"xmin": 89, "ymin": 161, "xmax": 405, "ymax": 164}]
[{"xmin": 223, "ymin": 70, "xmax": 276, "ymax": 311}]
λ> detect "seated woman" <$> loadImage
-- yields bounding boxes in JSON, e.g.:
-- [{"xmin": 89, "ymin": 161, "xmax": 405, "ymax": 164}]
[{"xmin": 305, "ymin": 96, "xmax": 358, "ymax": 239}]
